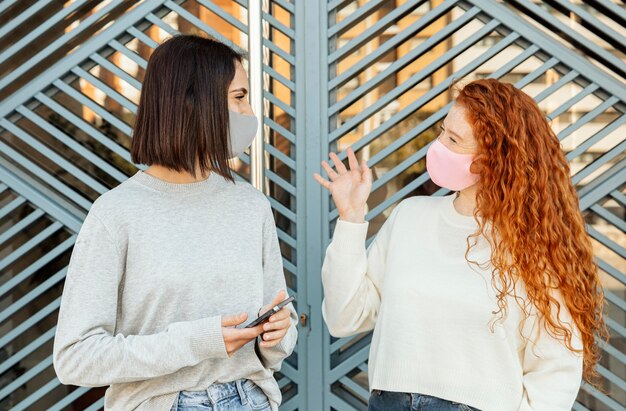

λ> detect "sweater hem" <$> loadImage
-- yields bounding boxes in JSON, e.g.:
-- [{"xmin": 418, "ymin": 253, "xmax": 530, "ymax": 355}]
[{"xmin": 370, "ymin": 372, "xmax": 522, "ymax": 411}]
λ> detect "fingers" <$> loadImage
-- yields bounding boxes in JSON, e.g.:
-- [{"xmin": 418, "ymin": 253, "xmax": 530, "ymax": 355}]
[
  {"xmin": 329, "ymin": 152, "xmax": 347, "ymax": 174},
  {"xmin": 264, "ymin": 307, "xmax": 291, "ymax": 330},
  {"xmin": 224, "ymin": 324, "xmax": 265, "ymax": 341},
  {"xmin": 221, "ymin": 312, "xmax": 248, "ymax": 327},
  {"xmin": 247, "ymin": 324, "xmax": 266, "ymax": 338},
  {"xmin": 261, "ymin": 290, "xmax": 288, "ymax": 316},
  {"xmin": 269, "ymin": 290, "xmax": 287, "ymax": 307},
  {"xmin": 257, "ymin": 301, "xmax": 292, "ymax": 348},
  {"xmin": 347, "ymin": 147, "xmax": 360, "ymax": 173},
  {"xmin": 269, "ymin": 306, "xmax": 290, "ymax": 322},
  {"xmin": 259, "ymin": 339, "xmax": 280, "ymax": 348},
  {"xmin": 261, "ymin": 328, "xmax": 288, "ymax": 342},
  {"xmin": 321, "ymin": 161, "xmax": 339, "ymax": 180},
  {"xmin": 264, "ymin": 317, "xmax": 290, "ymax": 332},
  {"xmin": 314, "ymin": 149, "xmax": 368, "ymax": 189},
  {"xmin": 223, "ymin": 323, "xmax": 265, "ymax": 356},
  {"xmin": 257, "ymin": 309, "xmax": 289, "ymax": 349},
  {"xmin": 313, "ymin": 173, "xmax": 331, "ymax": 190},
  {"xmin": 361, "ymin": 159, "xmax": 372, "ymax": 185},
  {"xmin": 259, "ymin": 327, "xmax": 288, "ymax": 347}
]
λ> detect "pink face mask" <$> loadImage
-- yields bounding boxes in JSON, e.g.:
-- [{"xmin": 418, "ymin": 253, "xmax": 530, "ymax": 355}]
[{"xmin": 426, "ymin": 138, "xmax": 480, "ymax": 191}]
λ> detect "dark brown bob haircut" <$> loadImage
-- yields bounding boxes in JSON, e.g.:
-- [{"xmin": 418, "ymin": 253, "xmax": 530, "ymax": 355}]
[{"xmin": 131, "ymin": 34, "xmax": 243, "ymax": 181}]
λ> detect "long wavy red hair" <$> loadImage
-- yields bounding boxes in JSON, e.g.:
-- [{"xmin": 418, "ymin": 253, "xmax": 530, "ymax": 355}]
[{"xmin": 454, "ymin": 78, "xmax": 608, "ymax": 385}]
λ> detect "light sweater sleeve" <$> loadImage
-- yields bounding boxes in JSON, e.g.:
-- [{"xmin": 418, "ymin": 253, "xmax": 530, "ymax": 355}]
[
  {"xmin": 256, "ymin": 202, "xmax": 298, "ymax": 372},
  {"xmin": 518, "ymin": 292, "xmax": 584, "ymax": 411},
  {"xmin": 321, "ymin": 201, "xmax": 403, "ymax": 338},
  {"xmin": 53, "ymin": 206, "xmax": 229, "ymax": 387}
]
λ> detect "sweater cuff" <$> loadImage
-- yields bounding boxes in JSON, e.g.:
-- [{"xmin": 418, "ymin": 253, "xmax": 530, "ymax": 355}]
[
  {"xmin": 188, "ymin": 316, "xmax": 229, "ymax": 359},
  {"xmin": 332, "ymin": 220, "xmax": 369, "ymax": 254},
  {"xmin": 257, "ymin": 321, "xmax": 297, "ymax": 364},
  {"xmin": 258, "ymin": 333, "xmax": 290, "ymax": 356}
]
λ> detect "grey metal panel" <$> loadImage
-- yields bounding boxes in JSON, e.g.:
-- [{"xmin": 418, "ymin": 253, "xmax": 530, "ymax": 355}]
[
  {"xmin": 467, "ymin": 0, "xmax": 626, "ymax": 107},
  {"xmin": 1, "ymin": 0, "xmax": 625, "ymax": 409}
]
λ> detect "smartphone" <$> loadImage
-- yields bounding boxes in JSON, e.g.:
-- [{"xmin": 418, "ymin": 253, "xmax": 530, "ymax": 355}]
[{"xmin": 245, "ymin": 296, "xmax": 295, "ymax": 328}]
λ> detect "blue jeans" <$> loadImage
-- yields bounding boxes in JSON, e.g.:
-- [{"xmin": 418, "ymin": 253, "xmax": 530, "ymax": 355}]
[
  {"xmin": 170, "ymin": 379, "xmax": 271, "ymax": 411},
  {"xmin": 368, "ymin": 390, "xmax": 480, "ymax": 411}
]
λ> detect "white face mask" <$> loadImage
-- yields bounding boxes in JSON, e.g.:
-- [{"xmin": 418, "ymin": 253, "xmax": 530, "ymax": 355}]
[{"xmin": 228, "ymin": 110, "xmax": 258, "ymax": 158}]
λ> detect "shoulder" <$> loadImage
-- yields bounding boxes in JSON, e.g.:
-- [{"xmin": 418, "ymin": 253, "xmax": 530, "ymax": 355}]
[
  {"xmin": 229, "ymin": 178, "xmax": 268, "ymax": 200},
  {"xmin": 216, "ymin": 178, "xmax": 273, "ymax": 224},
  {"xmin": 376, "ymin": 195, "xmax": 451, "ymax": 236},
  {"xmin": 226, "ymin": 178, "xmax": 271, "ymax": 209},
  {"xmin": 88, "ymin": 178, "xmax": 142, "ymax": 219},
  {"xmin": 83, "ymin": 177, "xmax": 154, "ymax": 239}
]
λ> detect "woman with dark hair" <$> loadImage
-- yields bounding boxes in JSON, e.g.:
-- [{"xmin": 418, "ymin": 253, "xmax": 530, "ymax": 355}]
[
  {"xmin": 53, "ymin": 34, "xmax": 298, "ymax": 411},
  {"xmin": 314, "ymin": 78, "xmax": 607, "ymax": 411}
]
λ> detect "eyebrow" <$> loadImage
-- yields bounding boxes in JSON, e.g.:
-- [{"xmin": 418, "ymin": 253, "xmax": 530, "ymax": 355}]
[
  {"xmin": 442, "ymin": 121, "xmax": 464, "ymax": 141},
  {"xmin": 229, "ymin": 88, "xmax": 248, "ymax": 95}
]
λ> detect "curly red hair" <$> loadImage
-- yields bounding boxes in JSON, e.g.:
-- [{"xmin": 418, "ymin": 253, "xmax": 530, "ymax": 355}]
[{"xmin": 454, "ymin": 78, "xmax": 608, "ymax": 385}]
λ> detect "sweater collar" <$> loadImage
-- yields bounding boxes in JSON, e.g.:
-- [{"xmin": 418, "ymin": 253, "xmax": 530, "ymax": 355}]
[
  {"xmin": 130, "ymin": 169, "xmax": 220, "ymax": 194},
  {"xmin": 441, "ymin": 192, "xmax": 479, "ymax": 228}
]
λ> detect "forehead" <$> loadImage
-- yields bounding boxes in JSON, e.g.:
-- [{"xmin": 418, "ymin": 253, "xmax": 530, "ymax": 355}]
[
  {"xmin": 229, "ymin": 60, "xmax": 248, "ymax": 89},
  {"xmin": 445, "ymin": 103, "xmax": 474, "ymax": 141}
]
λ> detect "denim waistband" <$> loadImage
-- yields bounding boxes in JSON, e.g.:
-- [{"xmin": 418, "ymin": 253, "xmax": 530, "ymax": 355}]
[{"xmin": 176, "ymin": 379, "xmax": 257, "ymax": 406}]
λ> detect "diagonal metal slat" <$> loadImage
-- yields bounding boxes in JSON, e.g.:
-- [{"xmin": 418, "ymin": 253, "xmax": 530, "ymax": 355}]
[
  {"xmin": 0, "ymin": 0, "xmax": 127, "ymax": 90},
  {"xmin": 0, "ymin": 0, "xmax": 174, "ymax": 119}
]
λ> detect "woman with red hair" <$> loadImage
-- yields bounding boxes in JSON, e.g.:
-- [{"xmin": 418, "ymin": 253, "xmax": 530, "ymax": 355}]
[{"xmin": 314, "ymin": 78, "xmax": 607, "ymax": 411}]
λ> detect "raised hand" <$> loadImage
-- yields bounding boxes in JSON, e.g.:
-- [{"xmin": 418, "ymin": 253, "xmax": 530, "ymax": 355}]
[
  {"xmin": 258, "ymin": 290, "xmax": 292, "ymax": 348},
  {"xmin": 313, "ymin": 147, "xmax": 372, "ymax": 223},
  {"xmin": 221, "ymin": 313, "xmax": 264, "ymax": 357}
]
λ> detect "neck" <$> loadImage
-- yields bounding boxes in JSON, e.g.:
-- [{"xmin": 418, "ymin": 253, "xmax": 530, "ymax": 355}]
[
  {"xmin": 144, "ymin": 164, "xmax": 209, "ymax": 184},
  {"xmin": 453, "ymin": 185, "xmax": 478, "ymax": 216}
]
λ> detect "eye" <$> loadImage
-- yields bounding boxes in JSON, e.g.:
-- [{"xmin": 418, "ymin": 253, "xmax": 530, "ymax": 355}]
[
  {"xmin": 449, "ymin": 136, "xmax": 458, "ymax": 144},
  {"xmin": 236, "ymin": 94, "xmax": 245, "ymax": 101}
]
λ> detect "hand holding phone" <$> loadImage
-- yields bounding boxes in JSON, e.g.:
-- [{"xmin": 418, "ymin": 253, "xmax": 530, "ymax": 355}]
[
  {"xmin": 221, "ymin": 293, "xmax": 295, "ymax": 356},
  {"xmin": 246, "ymin": 295, "xmax": 295, "ymax": 328},
  {"xmin": 221, "ymin": 313, "xmax": 265, "ymax": 357},
  {"xmin": 250, "ymin": 291, "xmax": 296, "ymax": 348}
]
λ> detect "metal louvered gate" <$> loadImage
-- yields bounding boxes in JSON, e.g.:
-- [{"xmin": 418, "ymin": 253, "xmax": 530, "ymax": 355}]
[{"xmin": 0, "ymin": 1, "xmax": 625, "ymax": 410}]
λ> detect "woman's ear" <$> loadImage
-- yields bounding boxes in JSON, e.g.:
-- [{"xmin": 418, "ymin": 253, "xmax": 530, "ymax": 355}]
[{"xmin": 469, "ymin": 154, "xmax": 484, "ymax": 175}]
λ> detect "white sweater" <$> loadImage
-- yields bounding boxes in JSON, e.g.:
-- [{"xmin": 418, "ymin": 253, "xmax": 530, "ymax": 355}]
[{"xmin": 321, "ymin": 194, "xmax": 583, "ymax": 411}]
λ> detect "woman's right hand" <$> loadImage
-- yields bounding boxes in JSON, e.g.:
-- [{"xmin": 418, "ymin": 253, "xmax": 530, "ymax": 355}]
[
  {"xmin": 221, "ymin": 313, "xmax": 264, "ymax": 357},
  {"xmin": 314, "ymin": 147, "xmax": 372, "ymax": 223}
]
